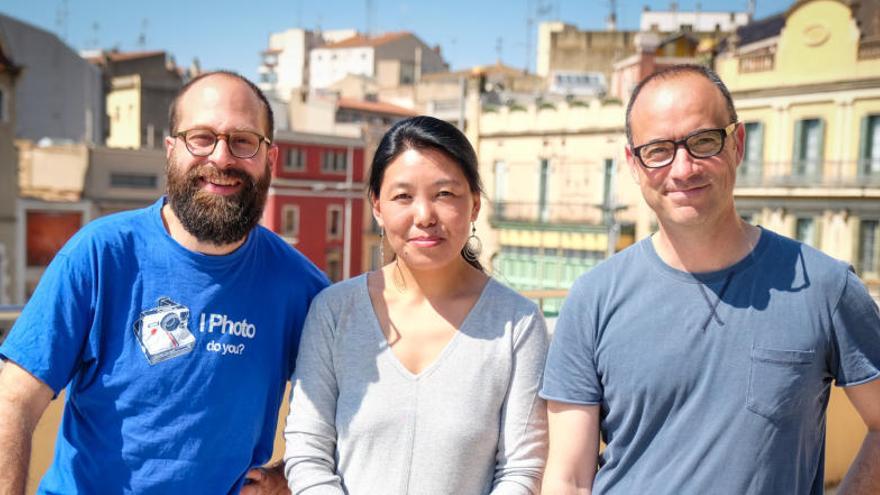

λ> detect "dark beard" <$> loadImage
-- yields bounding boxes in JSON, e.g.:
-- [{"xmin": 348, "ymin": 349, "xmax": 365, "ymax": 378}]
[{"xmin": 166, "ymin": 158, "xmax": 271, "ymax": 247}]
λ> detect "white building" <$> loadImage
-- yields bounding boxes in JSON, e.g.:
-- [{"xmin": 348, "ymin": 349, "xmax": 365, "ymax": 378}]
[
  {"xmin": 258, "ymin": 28, "xmax": 357, "ymax": 100},
  {"xmin": 309, "ymin": 32, "xmax": 447, "ymax": 90},
  {"xmin": 640, "ymin": 8, "xmax": 751, "ymax": 32}
]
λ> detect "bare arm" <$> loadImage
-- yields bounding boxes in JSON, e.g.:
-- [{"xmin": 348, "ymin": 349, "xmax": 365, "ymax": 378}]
[
  {"xmin": 0, "ymin": 361, "xmax": 54, "ymax": 495},
  {"xmin": 541, "ymin": 401, "xmax": 600, "ymax": 495},
  {"xmin": 241, "ymin": 461, "xmax": 290, "ymax": 495},
  {"xmin": 837, "ymin": 378, "xmax": 880, "ymax": 495}
]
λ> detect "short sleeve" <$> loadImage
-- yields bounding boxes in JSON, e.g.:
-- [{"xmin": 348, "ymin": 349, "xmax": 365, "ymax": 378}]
[
  {"xmin": 830, "ymin": 269, "xmax": 880, "ymax": 387},
  {"xmin": 0, "ymin": 252, "xmax": 95, "ymax": 394},
  {"xmin": 540, "ymin": 279, "xmax": 603, "ymax": 405}
]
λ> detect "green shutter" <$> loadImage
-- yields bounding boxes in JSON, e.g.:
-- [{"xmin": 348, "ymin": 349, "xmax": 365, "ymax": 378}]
[
  {"xmin": 858, "ymin": 116, "xmax": 870, "ymax": 175},
  {"xmin": 792, "ymin": 119, "xmax": 803, "ymax": 175},
  {"xmin": 816, "ymin": 118, "xmax": 826, "ymax": 179},
  {"xmin": 754, "ymin": 122, "xmax": 764, "ymax": 174}
]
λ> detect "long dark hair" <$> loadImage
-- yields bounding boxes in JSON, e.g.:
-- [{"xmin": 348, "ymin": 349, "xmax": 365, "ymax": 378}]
[{"xmin": 369, "ymin": 116, "xmax": 484, "ymax": 271}]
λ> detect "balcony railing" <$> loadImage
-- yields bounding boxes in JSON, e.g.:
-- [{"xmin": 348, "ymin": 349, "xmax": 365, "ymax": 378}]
[
  {"xmin": 490, "ymin": 201, "xmax": 607, "ymax": 226},
  {"xmin": 735, "ymin": 159, "xmax": 880, "ymax": 188},
  {"xmin": 858, "ymin": 38, "xmax": 880, "ymax": 60}
]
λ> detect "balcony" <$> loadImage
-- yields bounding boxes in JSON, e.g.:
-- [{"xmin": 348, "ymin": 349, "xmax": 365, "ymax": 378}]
[
  {"xmin": 490, "ymin": 201, "xmax": 608, "ymax": 230},
  {"xmin": 735, "ymin": 159, "xmax": 880, "ymax": 189}
]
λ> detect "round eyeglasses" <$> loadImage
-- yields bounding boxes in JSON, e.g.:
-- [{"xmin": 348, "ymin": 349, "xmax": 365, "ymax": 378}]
[
  {"xmin": 631, "ymin": 122, "xmax": 738, "ymax": 169},
  {"xmin": 176, "ymin": 129, "xmax": 271, "ymax": 159}
]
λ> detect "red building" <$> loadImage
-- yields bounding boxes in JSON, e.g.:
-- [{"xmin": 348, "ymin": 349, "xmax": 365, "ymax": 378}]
[{"xmin": 263, "ymin": 130, "xmax": 366, "ymax": 282}]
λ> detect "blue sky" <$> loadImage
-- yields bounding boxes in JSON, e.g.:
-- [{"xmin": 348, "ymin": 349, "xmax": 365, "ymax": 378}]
[{"xmin": 1, "ymin": 0, "xmax": 793, "ymax": 81}]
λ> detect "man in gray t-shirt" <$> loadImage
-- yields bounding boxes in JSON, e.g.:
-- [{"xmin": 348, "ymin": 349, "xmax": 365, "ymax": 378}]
[{"xmin": 540, "ymin": 65, "xmax": 880, "ymax": 494}]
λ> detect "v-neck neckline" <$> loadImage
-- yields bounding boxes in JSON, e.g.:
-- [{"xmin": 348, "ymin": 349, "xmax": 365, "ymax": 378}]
[{"xmin": 360, "ymin": 275, "xmax": 495, "ymax": 380}]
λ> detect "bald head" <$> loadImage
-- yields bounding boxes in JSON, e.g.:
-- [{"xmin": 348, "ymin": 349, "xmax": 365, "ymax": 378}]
[
  {"xmin": 625, "ymin": 65, "xmax": 737, "ymax": 146},
  {"xmin": 168, "ymin": 71, "xmax": 274, "ymax": 140}
]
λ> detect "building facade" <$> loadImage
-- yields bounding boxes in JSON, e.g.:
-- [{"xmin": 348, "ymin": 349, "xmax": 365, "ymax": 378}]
[
  {"xmin": 716, "ymin": 0, "xmax": 880, "ymax": 294},
  {"xmin": 0, "ymin": 14, "xmax": 103, "ymax": 144},
  {"xmin": 263, "ymin": 130, "xmax": 366, "ymax": 282},
  {"xmin": 15, "ymin": 142, "xmax": 167, "ymax": 302},
  {"xmin": 0, "ymin": 40, "xmax": 20, "ymax": 305},
  {"xmin": 86, "ymin": 50, "xmax": 186, "ymax": 149},
  {"xmin": 474, "ymin": 98, "xmax": 644, "ymax": 313},
  {"xmin": 309, "ymin": 32, "xmax": 447, "ymax": 91}
]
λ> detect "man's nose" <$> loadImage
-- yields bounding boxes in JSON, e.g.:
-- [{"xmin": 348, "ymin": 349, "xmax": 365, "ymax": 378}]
[
  {"xmin": 209, "ymin": 136, "xmax": 237, "ymax": 168},
  {"xmin": 667, "ymin": 143, "xmax": 698, "ymax": 179}
]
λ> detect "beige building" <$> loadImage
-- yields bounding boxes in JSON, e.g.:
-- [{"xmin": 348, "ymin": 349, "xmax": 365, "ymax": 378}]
[
  {"xmin": 0, "ymin": 41, "xmax": 20, "ymax": 305},
  {"xmin": 473, "ymin": 97, "xmax": 644, "ymax": 313},
  {"xmin": 15, "ymin": 141, "xmax": 166, "ymax": 302},
  {"xmin": 86, "ymin": 50, "xmax": 186, "ymax": 149},
  {"xmin": 716, "ymin": 0, "xmax": 880, "ymax": 299}
]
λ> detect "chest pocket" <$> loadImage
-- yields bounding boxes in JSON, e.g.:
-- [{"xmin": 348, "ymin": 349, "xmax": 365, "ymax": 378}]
[{"xmin": 746, "ymin": 347, "xmax": 816, "ymax": 422}]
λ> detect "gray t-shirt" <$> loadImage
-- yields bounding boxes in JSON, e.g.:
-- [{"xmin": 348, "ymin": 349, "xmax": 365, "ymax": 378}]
[
  {"xmin": 541, "ymin": 228, "xmax": 880, "ymax": 494},
  {"xmin": 285, "ymin": 275, "xmax": 549, "ymax": 495}
]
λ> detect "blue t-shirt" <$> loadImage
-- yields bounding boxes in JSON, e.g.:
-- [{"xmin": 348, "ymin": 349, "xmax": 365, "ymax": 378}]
[
  {"xmin": 541, "ymin": 228, "xmax": 880, "ymax": 494},
  {"xmin": 1, "ymin": 198, "xmax": 328, "ymax": 494}
]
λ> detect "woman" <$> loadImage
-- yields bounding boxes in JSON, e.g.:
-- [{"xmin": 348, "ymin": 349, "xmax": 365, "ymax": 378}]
[{"xmin": 283, "ymin": 116, "xmax": 548, "ymax": 494}]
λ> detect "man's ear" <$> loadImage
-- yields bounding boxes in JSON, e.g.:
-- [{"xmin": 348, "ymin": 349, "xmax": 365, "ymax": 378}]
[
  {"xmin": 267, "ymin": 144, "xmax": 279, "ymax": 172},
  {"xmin": 165, "ymin": 135, "xmax": 176, "ymax": 161},
  {"xmin": 733, "ymin": 122, "xmax": 745, "ymax": 167},
  {"xmin": 625, "ymin": 146, "xmax": 641, "ymax": 185}
]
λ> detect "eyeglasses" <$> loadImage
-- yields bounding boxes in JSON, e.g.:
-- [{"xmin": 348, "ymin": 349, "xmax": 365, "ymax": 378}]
[
  {"xmin": 631, "ymin": 122, "xmax": 738, "ymax": 169},
  {"xmin": 175, "ymin": 129, "xmax": 271, "ymax": 159}
]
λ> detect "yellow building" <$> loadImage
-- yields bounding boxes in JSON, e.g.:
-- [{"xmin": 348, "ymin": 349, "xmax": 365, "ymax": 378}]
[
  {"xmin": 474, "ymin": 98, "xmax": 644, "ymax": 312},
  {"xmin": 716, "ymin": 0, "xmax": 880, "ymax": 484},
  {"xmin": 717, "ymin": 0, "xmax": 880, "ymax": 293}
]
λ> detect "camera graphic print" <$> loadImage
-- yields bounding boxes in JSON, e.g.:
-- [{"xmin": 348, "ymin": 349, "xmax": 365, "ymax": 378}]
[{"xmin": 134, "ymin": 297, "xmax": 197, "ymax": 365}]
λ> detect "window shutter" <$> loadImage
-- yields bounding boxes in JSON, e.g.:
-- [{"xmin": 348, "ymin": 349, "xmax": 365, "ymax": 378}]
[
  {"xmin": 816, "ymin": 118, "xmax": 826, "ymax": 178},
  {"xmin": 792, "ymin": 119, "xmax": 803, "ymax": 175},
  {"xmin": 858, "ymin": 115, "xmax": 870, "ymax": 175}
]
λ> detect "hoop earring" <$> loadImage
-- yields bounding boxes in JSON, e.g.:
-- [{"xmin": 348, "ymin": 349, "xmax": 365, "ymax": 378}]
[{"xmin": 463, "ymin": 222, "xmax": 482, "ymax": 263}]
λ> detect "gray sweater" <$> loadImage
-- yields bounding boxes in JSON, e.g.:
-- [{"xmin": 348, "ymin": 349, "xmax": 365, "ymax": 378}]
[{"xmin": 283, "ymin": 275, "xmax": 548, "ymax": 495}]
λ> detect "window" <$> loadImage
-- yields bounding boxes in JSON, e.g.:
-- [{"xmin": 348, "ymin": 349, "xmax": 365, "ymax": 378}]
[
  {"xmin": 281, "ymin": 204, "xmax": 300, "ymax": 239},
  {"xmin": 602, "ymin": 159, "xmax": 615, "ymax": 224},
  {"xmin": 739, "ymin": 122, "xmax": 764, "ymax": 182},
  {"xmin": 327, "ymin": 205, "xmax": 343, "ymax": 240},
  {"xmin": 284, "ymin": 148, "xmax": 306, "ymax": 172},
  {"xmin": 110, "ymin": 173, "xmax": 157, "ymax": 189},
  {"xmin": 538, "ymin": 159, "xmax": 549, "ymax": 222},
  {"xmin": 494, "ymin": 160, "xmax": 508, "ymax": 218},
  {"xmin": 321, "ymin": 150, "xmax": 347, "ymax": 174},
  {"xmin": 325, "ymin": 248, "xmax": 343, "ymax": 282},
  {"xmin": 793, "ymin": 118, "xmax": 824, "ymax": 178},
  {"xmin": 795, "ymin": 217, "xmax": 817, "ymax": 247},
  {"xmin": 859, "ymin": 115, "xmax": 880, "ymax": 177},
  {"xmin": 858, "ymin": 220, "xmax": 880, "ymax": 278}
]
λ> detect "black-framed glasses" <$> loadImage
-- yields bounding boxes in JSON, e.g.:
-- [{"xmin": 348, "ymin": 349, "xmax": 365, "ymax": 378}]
[
  {"xmin": 631, "ymin": 122, "xmax": 738, "ymax": 169},
  {"xmin": 176, "ymin": 128, "xmax": 271, "ymax": 159}
]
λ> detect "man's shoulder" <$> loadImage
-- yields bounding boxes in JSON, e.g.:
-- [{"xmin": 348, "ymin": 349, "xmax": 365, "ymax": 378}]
[
  {"xmin": 762, "ymin": 228, "xmax": 850, "ymax": 278},
  {"xmin": 570, "ymin": 238, "xmax": 648, "ymax": 293},
  {"xmin": 57, "ymin": 202, "xmax": 159, "ymax": 256},
  {"xmin": 251, "ymin": 225, "xmax": 330, "ymax": 288}
]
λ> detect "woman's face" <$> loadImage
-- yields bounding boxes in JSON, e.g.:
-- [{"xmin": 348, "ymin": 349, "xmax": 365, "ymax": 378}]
[{"xmin": 372, "ymin": 147, "xmax": 480, "ymax": 272}]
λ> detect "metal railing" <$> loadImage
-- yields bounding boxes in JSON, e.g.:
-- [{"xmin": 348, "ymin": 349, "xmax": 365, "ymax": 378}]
[
  {"xmin": 735, "ymin": 160, "xmax": 880, "ymax": 188},
  {"xmin": 490, "ymin": 201, "xmax": 606, "ymax": 225}
]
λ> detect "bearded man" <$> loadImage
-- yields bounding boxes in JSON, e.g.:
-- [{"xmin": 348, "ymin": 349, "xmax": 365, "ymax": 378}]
[{"xmin": 0, "ymin": 71, "xmax": 328, "ymax": 494}]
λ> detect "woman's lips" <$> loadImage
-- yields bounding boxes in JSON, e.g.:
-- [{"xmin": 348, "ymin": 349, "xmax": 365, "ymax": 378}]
[{"xmin": 408, "ymin": 236, "xmax": 444, "ymax": 247}]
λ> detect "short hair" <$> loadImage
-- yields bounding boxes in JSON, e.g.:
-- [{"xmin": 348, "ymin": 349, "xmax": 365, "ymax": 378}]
[
  {"xmin": 368, "ymin": 115, "xmax": 485, "ymax": 271},
  {"xmin": 168, "ymin": 70, "xmax": 275, "ymax": 140},
  {"xmin": 625, "ymin": 64, "xmax": 738, "ymax": 145}
]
